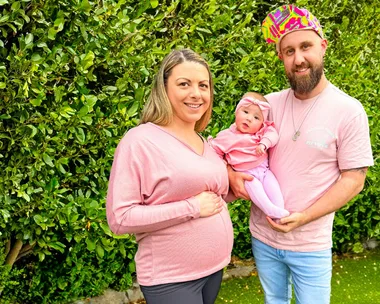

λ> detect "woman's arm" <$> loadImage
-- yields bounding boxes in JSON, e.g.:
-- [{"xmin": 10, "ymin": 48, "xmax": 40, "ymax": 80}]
[{"xmin": 106, "ymin": 135, "xmax": 222, "ymax": 235}]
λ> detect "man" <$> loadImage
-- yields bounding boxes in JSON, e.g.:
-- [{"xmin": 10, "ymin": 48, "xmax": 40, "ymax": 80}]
[{"xmin": 228, "ymin": 4, "xmax": 373, "ymax": 304}]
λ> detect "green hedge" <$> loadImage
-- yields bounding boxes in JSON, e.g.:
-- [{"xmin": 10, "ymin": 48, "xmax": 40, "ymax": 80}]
[{"xmin": 0, "ymin": 0, "xmax": 378, "ymax": 302}]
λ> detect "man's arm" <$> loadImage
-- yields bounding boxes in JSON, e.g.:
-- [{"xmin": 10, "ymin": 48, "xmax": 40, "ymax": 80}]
[
  {"xmin": 267, "ymin": 167, "xmax": 368, "ymax": 233},
  {"xmin": 227, "ymin": 165, "xmax": 253, "ymax": 200}
]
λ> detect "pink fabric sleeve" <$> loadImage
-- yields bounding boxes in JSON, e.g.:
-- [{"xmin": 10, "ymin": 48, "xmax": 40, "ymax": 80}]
[
  {"xmin": 207, "ymin": 135, "xmax": 226, "ymax": 159},
  {"xmin": 338, "ymin": 112, "xmax": 374, "ymax": 170},
  {"xmin": 106, "ymin": 134, "xmax": 201, "ymax": 235},
  {"xmin": 260, "ymin": 124, "xmax": 279, "ymax": 149}
]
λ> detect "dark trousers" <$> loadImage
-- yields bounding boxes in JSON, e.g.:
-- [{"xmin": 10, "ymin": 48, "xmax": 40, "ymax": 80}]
[{"xmin": 140, "ymin": 269, "xmax": 223, "ymax": 304}]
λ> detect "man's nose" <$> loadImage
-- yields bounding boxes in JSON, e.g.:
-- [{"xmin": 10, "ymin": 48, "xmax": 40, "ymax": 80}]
[{"xmin": 294, "ymin": 50, "xmax": 305, "ymax": 66}]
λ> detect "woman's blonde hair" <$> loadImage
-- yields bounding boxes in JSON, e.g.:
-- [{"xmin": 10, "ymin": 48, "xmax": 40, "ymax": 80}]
[{"xmin": 140, "ymin": 49, "xmax": 214, "ymax": 132}]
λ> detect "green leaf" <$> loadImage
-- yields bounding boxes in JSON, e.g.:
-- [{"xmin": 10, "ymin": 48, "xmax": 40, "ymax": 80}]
[
  {"xmin": 206, "ymin": 1, "xmax": 217, "ymax": 15},
  {"xmin": 0, "ymin": 0, "xmax": 9, "ymax": 6},
  {"xmin": 27, "ymin": 125, "xmax": 38, "ymax": 137},
  {"xmin": 86, "ymin": 238, "xmax": 96, "ymax": 251},
  {"xmin": 54, "ymin": 14, "xmax": 65, "ymax": 32},
  {"xmin": 81, "ymin": 51, "xmax": 95, "ymax": 70},
  {"xmin": 25, "ymin": 33, "xmax": 34, "ymax": 45},
  {"xmin": 57, "ymin": 277, "xmax": 68, "ymax": 290},
  {"xmin": 48, "ymin": 28, "xmax": 57, "ymax": 40},
  {"xmin": 11, "ymin": 1, "xmax": 20, "ymax": 10},
  {"xmin": 0, "ymin": 15, "xmax": 9, "ymax": 23},
  {"xmin": 22, "ymin": 193, "xmax": 30, "ymax": 202},
  {"xmin": 31, "ymin": 53, "xmax": 42, "ymax": 62},
  {"xmin": 128, "ymin": 261, "xmax": 136, "ymax": 272},
  {"xmin": 47, "ymin": 177, "xmax": 59, "ymax": 191},
  {"xmin": 42, "ymin": 153, "xmax": 54, "ymax": 167},
  {"xmin": 196, "ymin": 27, "xmax": 212, "ymax": 34},
  {"xmin": 119, "ymin": 245, "xmax": 126, "ymax": 258},
  {"xmin": 38, "ymin": 252, "xmax": 45, "ymax": 262},
  {"xmin": 58, "ymin": 164, "xmax": 66, "ymax": 174},
  {"xmin": 81, "ymin": 116, "xmax": 93, "ymax": 125},
  {"xmin": 150, "ymin": 0, "xmax": 158, "ymax": 8},
  {"xmin": 0, "ymin": 82, "xmax": 6, "ymax": 89},
  {"xmin": 134, "ymin": 87, "xmax": 144, "ymax": 101},
  {"xmin": 96, "ymin": 244, "xmax": 104, "ymax": 258},
  {"xmin": 84, "ymin": 94, "xmax": 97, "ymax": 109},
  {"xmin": 34, "ymin": 215, "xmax": 43, "ymax": 225},
  {"xmin": 127, "ymin": 101, "xmax": 139, "ymax": 117},
  {"xmin": 100, "ymin": 223, "xmax": 112, "ymax": 237},
  {"xmin": 77, "ymin": 105, "xmax": 89, "ymax": 117},
  {"xmin": 0, "ymin": 209, "xmax": 11, "ymax": 222},
  {"xmin": 30, "ymin": 98, "xmax": 42, "ymax": 106},
  {"xmin": 75, "ymin": 127, "xmax": 85, "ymax": 143},
  {"xmin": 48, "ymin": 242, "xmax": 66, "ymax": 253},
  {"xmin": 80, "ymin": 0, "xmax": 91, "ymax": 13}
]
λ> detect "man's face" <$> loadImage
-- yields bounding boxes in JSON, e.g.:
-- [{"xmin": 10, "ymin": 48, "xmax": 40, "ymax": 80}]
[{"xmin": 279, "ymin": 30, "xmax": 327, "ymax": 96}]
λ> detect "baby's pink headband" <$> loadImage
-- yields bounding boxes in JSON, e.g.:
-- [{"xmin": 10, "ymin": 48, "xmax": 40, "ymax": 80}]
[{"xmin": 235, "ymin": 97, "xmax": 271, "ymax": 120}]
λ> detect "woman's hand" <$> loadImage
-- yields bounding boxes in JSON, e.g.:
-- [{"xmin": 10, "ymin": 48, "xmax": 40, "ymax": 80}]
[
  {"xmin": 195, "ymin": 191, "xmax": 223, "ymax": 217},
  {"xmin": 227, "ymin": 166, "xmax": 253, "ymax": 200}
]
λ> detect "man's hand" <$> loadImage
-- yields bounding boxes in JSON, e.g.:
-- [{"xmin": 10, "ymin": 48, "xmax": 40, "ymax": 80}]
[
  {"xmin": 266, "ymin": 212, "xmax": 309, "ymax": 233},
  {"xmin": 227, "ymin": 166, "xmax": 253, "ymax": 200},
  {"xmin": 267, "ymin": 167, "xmax": 369, "ymax": 233}
]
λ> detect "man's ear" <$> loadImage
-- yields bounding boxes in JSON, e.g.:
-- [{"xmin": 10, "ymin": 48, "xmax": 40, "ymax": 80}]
[
  {"xmin": 321, "ymin": 39, "xmax": 328, "ymax": 56},
  {"xmin": 278, "ymin": 51, "xmax": 283, "ymax": 61}
]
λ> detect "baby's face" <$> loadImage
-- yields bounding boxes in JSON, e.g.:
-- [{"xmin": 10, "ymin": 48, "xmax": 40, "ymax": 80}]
[{"xmin": 235, "ymin": 104, "xmax": 264, "ymax": 134}]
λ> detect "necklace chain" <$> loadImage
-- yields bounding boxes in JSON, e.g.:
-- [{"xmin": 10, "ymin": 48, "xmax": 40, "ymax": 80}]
[{"xmin": 291, "ymin": 93, "xmax": 321, "ymax": 141}]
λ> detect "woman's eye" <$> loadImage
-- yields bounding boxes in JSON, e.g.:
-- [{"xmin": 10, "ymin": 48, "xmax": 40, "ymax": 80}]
[{"xmin": 179, "ymin": 82, "xmax": 189, "ymax": 86}]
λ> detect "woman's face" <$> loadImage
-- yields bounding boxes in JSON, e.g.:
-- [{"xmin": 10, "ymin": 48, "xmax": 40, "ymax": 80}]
[{"xmin": 166, "ymin": 61, "xmax": 211, "ymax": 129}]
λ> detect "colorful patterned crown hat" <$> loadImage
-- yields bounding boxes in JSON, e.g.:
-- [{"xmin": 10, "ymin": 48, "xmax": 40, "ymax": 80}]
[{"xmin": 262, "ymin": 4, "xmax": 323, "ymax": 46}]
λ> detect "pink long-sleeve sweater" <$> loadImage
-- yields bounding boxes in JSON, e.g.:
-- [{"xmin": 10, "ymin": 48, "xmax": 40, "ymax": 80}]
[
  {"xmin": 208, "ymin": 122, "xmax": 279, "ymax": 171},
  {"xmin": 106, "ymin": 123, "xmax": 234, "ymax": 286}
]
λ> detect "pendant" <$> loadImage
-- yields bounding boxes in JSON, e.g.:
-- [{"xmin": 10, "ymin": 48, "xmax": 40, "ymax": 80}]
[{"xmin": 292, "ymin": 131, "xmax": 300, "ymax": 141}]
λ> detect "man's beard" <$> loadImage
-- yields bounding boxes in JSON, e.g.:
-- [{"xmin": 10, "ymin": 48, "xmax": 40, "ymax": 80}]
[{"xmin": 286, "ymin": 60, "xmax": 324, "ymax": 95}]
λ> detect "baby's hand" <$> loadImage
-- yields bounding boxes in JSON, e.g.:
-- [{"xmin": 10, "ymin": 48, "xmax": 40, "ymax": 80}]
[{"xmin": 256, "ymin": 144, "xmax": 266, "ymax": 156}]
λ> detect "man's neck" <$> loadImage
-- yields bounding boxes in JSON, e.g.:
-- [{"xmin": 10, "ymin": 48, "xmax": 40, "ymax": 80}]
[{"xmin": 294, "ymin": 75, "xmax": 329, "ymax": 100}]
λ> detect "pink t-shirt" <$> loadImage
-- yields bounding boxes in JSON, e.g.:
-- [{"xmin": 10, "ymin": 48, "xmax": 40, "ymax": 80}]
[
  {"xmin": 106, "ymin": 123, "xmax": 233, "ymax": 286},
  {"xmin": 208, "ymin": 123, "xmax": 279, "ymax": 171},
  {"xmin": 250, "ymin": 83, "xmax": 374, "ymax": 251}
]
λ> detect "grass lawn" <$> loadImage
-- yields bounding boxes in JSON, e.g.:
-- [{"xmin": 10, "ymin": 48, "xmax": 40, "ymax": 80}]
[{"xmin": 216, "ymin": 248, "xmax": 380, "ymax": 304}]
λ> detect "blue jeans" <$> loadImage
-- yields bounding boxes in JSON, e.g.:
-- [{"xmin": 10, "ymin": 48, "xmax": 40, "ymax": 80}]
[{"xmin": 252, "ymin": 237, "xmax": 332, "ymax": 304}]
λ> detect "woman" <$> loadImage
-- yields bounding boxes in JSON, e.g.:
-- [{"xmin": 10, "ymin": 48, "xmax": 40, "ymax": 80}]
[{"xmin": 106, "ymin": 49, "xmax": 233, "ymax": 304}]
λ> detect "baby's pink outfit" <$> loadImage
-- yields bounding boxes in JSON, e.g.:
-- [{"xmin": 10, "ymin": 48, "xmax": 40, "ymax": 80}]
[{"xmin": 209, "ymin": 121, "xmax": 289, "ymax": 219}]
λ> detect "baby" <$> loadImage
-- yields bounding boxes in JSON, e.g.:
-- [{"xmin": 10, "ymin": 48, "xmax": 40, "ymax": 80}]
[{"xmin": 209, "ymin": 92, "xmax": 289, "ymax": 219}]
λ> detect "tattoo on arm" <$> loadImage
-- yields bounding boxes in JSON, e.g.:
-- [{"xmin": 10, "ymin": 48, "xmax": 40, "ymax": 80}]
[{"xmin": 341, "ymin": 167, "xmax": 368, "ymax": 175}]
